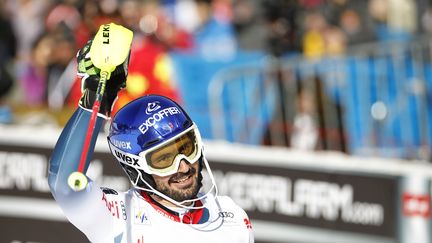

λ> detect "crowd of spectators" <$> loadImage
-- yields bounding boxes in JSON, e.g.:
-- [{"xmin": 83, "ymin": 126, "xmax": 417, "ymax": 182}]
[{"xmin": 0, "ymin": 0, "xmax": 429, "ymax": 127}]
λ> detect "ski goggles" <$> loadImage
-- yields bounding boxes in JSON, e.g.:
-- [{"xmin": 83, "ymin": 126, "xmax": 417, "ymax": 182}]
[{"xmin": 108, "ymin": 125, "xmax": 203, "ymax": 177}]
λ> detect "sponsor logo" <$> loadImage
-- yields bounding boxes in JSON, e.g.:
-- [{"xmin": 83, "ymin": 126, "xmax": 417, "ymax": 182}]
[
  {"xmin": 114, "ymin": 150, "xmax": 140, "ymax": 166},
  {"xmin": 102, "ymin": 24, "xmax": 110, "ymax": 44},
  {"xmin": 138, "ymin": 107, "xmax": 181, "ymax": 134},
  {"xmin": 134, "ymin": 207, "xmax": 151, "ymax": 225},
  {"xmin": 219, "ymin": 210, "xmax": 238, "ymax": 225},
  {"xmin": 120, "ymin": 201, "xmax": 127, "ymax": 220},
  {"xmin": 0, "ymin": 151, "xmax": 49, "ymax": 192},
  {"xmin": 146, "ymin": 102, "xmax": 161, "ymax": 114},
  {"xmin": 112, "ymin": 139, "xmax": 132, "ymax": 150},
  {"xmin": 219, "ymin": 211, "xmax": 234, "ymax": 218},
  {"xmin": 204, "ymin": 171, "xmax": 386, "ymax": 227},
  {"xmin": 102, "ymin": 193, "xmax": 127, "ymax": 220},
  {"xmin": 403, "ymin": 193, "xmax": 430, "ymax": 218}
]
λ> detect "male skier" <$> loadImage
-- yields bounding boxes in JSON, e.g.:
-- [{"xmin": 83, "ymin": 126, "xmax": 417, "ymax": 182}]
[{"xmin": 48, "ymin": 24, "xmax": 254, "ymax": 243}]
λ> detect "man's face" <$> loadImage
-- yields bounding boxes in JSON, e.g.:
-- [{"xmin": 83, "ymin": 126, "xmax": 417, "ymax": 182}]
[
  {"xmin": 146, "ymin": 127, "xmax": 203, "ymax": 203},
  {"xmin": 151, "ymin": 159, "xmax": 202, "ymax": 203}
]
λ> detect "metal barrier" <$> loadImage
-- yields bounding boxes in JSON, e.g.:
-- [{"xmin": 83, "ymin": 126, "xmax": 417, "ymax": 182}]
[{"xmin": 208, "ymin": 36, "xmax": 432, "ymax": 161}]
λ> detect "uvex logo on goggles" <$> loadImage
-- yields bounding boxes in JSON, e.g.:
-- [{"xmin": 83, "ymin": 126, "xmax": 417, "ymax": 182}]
[
  {"xmin": 114, "ymin": 149, "xmax": 140, "ymax": 166},
  {"xmin": 138, "ymin": 106, "xmax": 181, "ymax": 134}
]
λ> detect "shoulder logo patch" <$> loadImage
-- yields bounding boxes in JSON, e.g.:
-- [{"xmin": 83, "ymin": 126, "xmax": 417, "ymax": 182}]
[{"xmin": 134, "ymin": 206, "xmax": 151, "ymax": 225}]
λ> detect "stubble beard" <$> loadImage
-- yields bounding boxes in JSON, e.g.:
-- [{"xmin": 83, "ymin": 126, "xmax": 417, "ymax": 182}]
[{"xmin": 155, "ymin": 170, "xmax": 203, "ymax": 203}]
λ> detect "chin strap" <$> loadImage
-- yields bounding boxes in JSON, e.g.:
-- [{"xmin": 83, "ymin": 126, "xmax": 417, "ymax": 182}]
[{"xmin": 135, "ymin": 156, "xmax": 219, "ymax": 210}]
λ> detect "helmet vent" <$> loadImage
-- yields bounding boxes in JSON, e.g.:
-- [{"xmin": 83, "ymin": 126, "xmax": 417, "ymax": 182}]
[{"xmin": 143, "ymin": 138, "xmax": 160, "ymax": 148}]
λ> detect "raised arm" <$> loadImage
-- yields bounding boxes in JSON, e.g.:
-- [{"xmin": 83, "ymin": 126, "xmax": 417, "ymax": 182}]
[
  {"xmin": 48, "ymin": 23, "xmax": 132, "ymax": 241},
  {"xmin": 48, "ymin": 22, "xmax": 131, "ymax": 196}
]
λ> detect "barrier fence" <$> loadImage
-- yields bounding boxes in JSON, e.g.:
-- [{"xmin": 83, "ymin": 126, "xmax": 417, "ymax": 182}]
[
  {"xmin": 203, "ymin": 36, "xmax": 432, "ymax": 160},
  {"xmin": 0, "ymin": 125, "xmax": 431, "ymax": 243}
]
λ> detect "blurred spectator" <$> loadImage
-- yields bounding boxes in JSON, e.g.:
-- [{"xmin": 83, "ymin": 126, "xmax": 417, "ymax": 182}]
[
  {"xmin": 323, "ymin": 26, "xmax": 347, "ymax": 56},
  {"xmin": 301, "ymin": 9, "xmax": 349, "ymax": 58},
  {"xmin": 57, "ymin": 0, "xmax": 122, "ymax": 49},
  {"xmin": 45, "ymin": 0, "xmax": 81, "ymax": 33},
  {"xmin": 339, "ymin": 8, "xmax": 375, "ymax": 45},
  {"xmin": 192, "ymin": 0, "xmax": 238, "ymax": 61},
  {"xmin": 291, "ymin": 84, "xmax": 319, "ymax": 150},
  {"xmin": 338, "ymin": 9, "xmax": 361, "ymax": 43},
  {"xmin": 299, "ymin": 0, "xmax": 325, "ymax": 10},
  {"xmin": 18, "ymin": 33, "xmax": 53, "ymax": 106},
  {"xmin": 302, "ymin": 10, "xmax": 327, "ymax": 59},
  {"xmin": 155, "ymin": 5, "xmax": 195, "ymax": 49},
  {"xmin": 318, "ymin": 0, "xmax": 376, "ymax": 45},
  {"xmin": 0, "ymin": 0, "xmax": 16, "ymax": 101},
  {"xmin": 262, "ymin": 0, "xmax": 299, "ymax": 56},
  {"xmin": 368, "ymin": 0, "xmax": 387, "ymax": 24},
  {"xmin": 119, "ymin": 0, "xmax": 142, "ymax": 32},
  {"xmin": 5, "ymin": 0, "xmax": 52, "ymax": 62},
  {"xmin": 74, "ymin": 0, "xmax": 108, "ymax": 49},
  {"xmin": 114, "ymin": 0, "xmax": 187, "ymax": 112},
  {"xmin": 291, "ymin": 77, "xmax": 346, "ymax": 152},
  {"xmin": 368, "ymin": 0, "xmax": 414, "ymax": 41},
  {"xmin": 322, "ymin": 0, "xmax": 348, "ymax": 26},
  {"xmin": 387, "ymin": 0, "xmax": 417, "ymax": 35},
  {"xmin": 421, "ymin": 6, "xmax": 432, "ymax": 34},
  {"xmin": 164, "ymin": 0, "xmax": 201, "ymax": 34},
  {"xmin": 47, "ymin": 25, "xmax": 77, "ymax": 99},
  {"xmin": 231, "ymin": 0, "xmax": 268, "ymax": 51},
  {"xmin": 74, "ymin": 1, "xmax": 98, "ymax": 48}
]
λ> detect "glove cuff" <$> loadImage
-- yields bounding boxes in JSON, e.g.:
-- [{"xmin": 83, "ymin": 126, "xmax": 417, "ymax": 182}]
[{"xmin": 79, "ymin": 89, "xmax": 117, "ymax": 119}]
